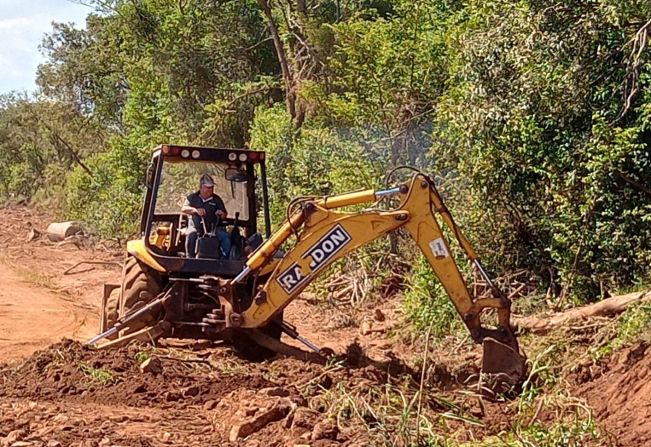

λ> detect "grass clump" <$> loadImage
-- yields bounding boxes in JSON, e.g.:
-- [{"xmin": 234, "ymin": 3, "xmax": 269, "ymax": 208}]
[
  {"xmin": 79, "ymin": 362, "xmax": 117, "ymax": 385},
  {"xmin": 595, "ymin": 301, "xmax": 651, "ymax": 359}
]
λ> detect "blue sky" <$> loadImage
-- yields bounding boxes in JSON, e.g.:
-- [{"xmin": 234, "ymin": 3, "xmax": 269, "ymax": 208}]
[{"xmin": 0, "ymin": 0, "xmax": 92, "ymax": 94}]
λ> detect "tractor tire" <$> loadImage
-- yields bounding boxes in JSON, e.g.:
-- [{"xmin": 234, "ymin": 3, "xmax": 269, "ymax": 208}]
[
  {"xmin": 228, "ymin": 313, "xmax": 283, "ymax": 361},
  {"xmin": 103, "ymin": 287, "xmax": 120, "ymax": 339},
  {"xmin": 118, "ymin": 256, "xmax": 162, "ymax": 334}
]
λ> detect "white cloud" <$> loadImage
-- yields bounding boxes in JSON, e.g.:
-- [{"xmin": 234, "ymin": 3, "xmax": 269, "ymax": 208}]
[{"xmin": 0, "ymin": 1, "xmax": 91, "ymax": 94}]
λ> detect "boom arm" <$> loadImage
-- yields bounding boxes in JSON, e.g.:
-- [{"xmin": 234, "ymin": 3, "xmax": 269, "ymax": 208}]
[
  {"xmin": 232, "ymin": 173, "xmax": 526, "ymax": 391},
  {"xmin": 234, "ymin": 174, "xmax": 521, "ymax": 355}
]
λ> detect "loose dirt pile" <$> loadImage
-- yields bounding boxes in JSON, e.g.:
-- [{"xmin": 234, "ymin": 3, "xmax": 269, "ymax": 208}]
[
  {"xmin": 0, "ymin": 338, "xmax": 452, "ymax": 446},
  {"xmin": 574, "ymin": 341, "xmax": 651, "ymax": 447}
]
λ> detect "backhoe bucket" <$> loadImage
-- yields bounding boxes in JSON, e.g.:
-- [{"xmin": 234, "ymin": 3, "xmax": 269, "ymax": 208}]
[{"xmin": 481, "ymin": 337, "xmax": 527, "ymax": 397}]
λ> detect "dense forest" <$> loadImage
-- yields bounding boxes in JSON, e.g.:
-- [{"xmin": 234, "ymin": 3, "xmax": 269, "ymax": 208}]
[{"xmin": 1, "ymin": 0, "xmax": 649, "ymax": 316}]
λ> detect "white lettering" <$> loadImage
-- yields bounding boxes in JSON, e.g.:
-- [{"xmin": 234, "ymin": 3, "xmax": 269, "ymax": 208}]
[
  {"xmin": 279, "ymin": 266, "xmax": 303, "ymax": 290},
  {"xmin": 312, "ymin": 248, "xmax": 325, "ymax": 265},
  {"xmin": 330, "ymin": 229, "xmax": 348, "ymax": 244},
  {"xmin": 322, "ymin": 240, "xmax": 334, "ymax": 253},
  {"xmin": 305, "ymin": 225, "xmax": 352, "ymax": 270}
]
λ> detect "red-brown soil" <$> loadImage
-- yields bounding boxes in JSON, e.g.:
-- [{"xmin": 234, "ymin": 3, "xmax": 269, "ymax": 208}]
[
  {"xmin": 0, "ymin": 204, "xmax": 649, "ymax": 446},
  {"xmin": 574, "ymin": 342, "xmax": 651, "ymax": 447}
]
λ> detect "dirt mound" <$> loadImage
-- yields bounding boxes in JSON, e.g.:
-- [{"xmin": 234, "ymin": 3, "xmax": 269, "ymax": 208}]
[
  {"xmin": 0, "ymin": 339, "xmax": 431, "ymax": 445},
  {"xmin": 0, "ymin": 339, "xmax": 278, "ymax": 409},
  {"xmin": 575, "ymin": 342, "xmax": 651, "ymax": 447}
]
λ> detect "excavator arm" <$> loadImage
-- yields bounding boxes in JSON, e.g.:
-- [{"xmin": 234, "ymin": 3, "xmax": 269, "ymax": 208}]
[{"xmin": 234, "ymin": 173, "xmax": 526, "ymax": 391}]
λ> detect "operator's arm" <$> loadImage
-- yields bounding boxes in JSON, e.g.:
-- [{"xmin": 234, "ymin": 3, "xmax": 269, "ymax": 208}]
[
  {"xmin": 214, "ymin": 195, "xmax": 227, "ymax": 219},
  {"xmin": 181, "ymin": 195, "xmax": 206, "ymax": 217}
]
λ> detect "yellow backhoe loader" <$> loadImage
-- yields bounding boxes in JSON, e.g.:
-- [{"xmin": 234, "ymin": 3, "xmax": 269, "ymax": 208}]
[{"xmin": 90, "ymin": 145, "xmax": 526, "ymax": 394}]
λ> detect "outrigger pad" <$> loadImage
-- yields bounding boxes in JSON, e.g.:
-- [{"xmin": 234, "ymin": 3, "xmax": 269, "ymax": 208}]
[{"xmin": 481, "ymin": 337, "xmax": 527, "ymax": 398}]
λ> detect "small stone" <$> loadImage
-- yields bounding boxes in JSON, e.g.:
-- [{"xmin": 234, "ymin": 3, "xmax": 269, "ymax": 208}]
[
  {"xmin": 229, "ymin": 400, "xmax": 292, "ymax": 441},
  {"xmin": 203, "ymin": 400, "xmax": 218, "ymax": 411},
  {"xmin": 162, "ymin": 432, "xmax": 171, "ymax": 442},
  {"xmin": 52, "ymin": 415, "xmax": 69, "ymax": 424},
  {"xmin": 3, "ymin": 430, "xmax": 27, "ymax": 446},
  {"xmin": 46, "ymin": 441, "xmax": 61, "ymax": 447},
  {"xmin": 311, "ymin": 421, "xmax": 338, "ymax": 441},
  {"xmin": 139, "ymin": 357, "xmax": 163, "ymax": 375},
  {"xmin": 359, "ymin": 320, "xmax": 372, "ymax": 335},
  {"xmin": 259, "ymin": 387, "xmax": 290, "ymax": 397}
]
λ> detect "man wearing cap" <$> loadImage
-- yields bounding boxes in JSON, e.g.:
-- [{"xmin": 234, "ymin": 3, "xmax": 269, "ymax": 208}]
[{"xmin": 181, "ymin": 174, "xmax": 231, "ymax": 258}]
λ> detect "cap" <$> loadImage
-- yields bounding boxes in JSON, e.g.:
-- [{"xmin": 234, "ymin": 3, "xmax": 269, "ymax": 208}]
[{"xmin": 200, "ymin": 174, "xmax": 214, "ymax": 187}]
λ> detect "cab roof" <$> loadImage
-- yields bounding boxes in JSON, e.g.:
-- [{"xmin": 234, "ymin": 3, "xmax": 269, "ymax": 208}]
[{"xmin": 154, "ymin": 144, "xmax": 266, "ymax": 164}]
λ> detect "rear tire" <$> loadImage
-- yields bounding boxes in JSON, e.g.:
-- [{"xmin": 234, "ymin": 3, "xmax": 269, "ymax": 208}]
[
  {"xmin": 103, "ymin": 287, "xmax": 120, "ymax": 339},
  {"xmin": 118, "ymin": 256, "xmax": 162, "ymax": 334}
]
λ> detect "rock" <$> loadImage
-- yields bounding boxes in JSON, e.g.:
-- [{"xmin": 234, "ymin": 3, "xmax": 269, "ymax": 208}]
[
  {"xmin": 203, "ymin": 399, "xmax": 218, "ymax": 411},
  {"xmin": 258, "ymin": 387, "xmax": 290, "ymax": 397},
  {"xmin": 139, "ymin": 357, "xmax": 163, "ymax": 375},
  {"xmin": 374, "ymin": 308, "xmax": 386, "ymax": 322},
  {"xmin": 2, "ymin": 430, "xmax": 27, "ymax": 447},
  {"xmin": 359, "ymin": 320, "xmax": 372, "ymax": 335},
  {"xmin": 182, "ymin": 386, "xmax": 199, "ymax": 398},
  {"xmin": 311, "ymin": 422, "xmax": 338, "ymax": 441},
  {"xmin": 46, "ymin": 441, "xmax": 61, "ymax": 447},
  {"xmin": 229, "ymin": 400, "xmax": 292, "ymax": 441}
]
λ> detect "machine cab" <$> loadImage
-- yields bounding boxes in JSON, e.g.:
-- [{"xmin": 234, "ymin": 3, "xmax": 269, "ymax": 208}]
[{"xmin": 139, "ymin": 145, "xmax": 272, "ymax": 276}]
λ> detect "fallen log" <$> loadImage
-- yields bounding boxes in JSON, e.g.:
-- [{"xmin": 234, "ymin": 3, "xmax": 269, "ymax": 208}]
[
  {"xmin": 513, "ymin": 290, "xmax": 651, "ymax": 334},
  {"xmin": 46, "ymin": 221, "xmax": 82, "ymax": 242}
]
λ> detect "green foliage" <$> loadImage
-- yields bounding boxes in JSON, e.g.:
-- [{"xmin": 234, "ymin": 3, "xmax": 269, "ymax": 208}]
[
  {"xmin": 433, "ymin": 0, "xmax": 651, "ymax": 301},
  {"xmin": 78, "ymin": 362, "xmax": 117, "ymax": 385},
  {"xmin": 250, "ymin": 103, "xmax": 381, "ymax": 225},
  {"xmin": 0, "ymin": 0, "xmax": 648, "ymax": 313},
  {"xmin": 403, "ymin": 255, "xmax": 462, "ymax": 338},
  {"xmin": 596, "ymin": 301, "xmax": 651, "ymax": 358}
]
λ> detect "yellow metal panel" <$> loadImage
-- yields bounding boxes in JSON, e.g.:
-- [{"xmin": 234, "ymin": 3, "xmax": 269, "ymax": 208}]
[
  {"xmin": 240, "ymin": 206, "xmax": 409, "ymax": 327},
  {"xmin": 398, "ymin": 177, "xmax": 476, "ymax": 322},
  {"xmin": 428, "ymin": 188, "xmax": 478, "ymax": 260},
  {"xmin": 126, "ymin": 240, "xmax": 166, "ymax": 273}
]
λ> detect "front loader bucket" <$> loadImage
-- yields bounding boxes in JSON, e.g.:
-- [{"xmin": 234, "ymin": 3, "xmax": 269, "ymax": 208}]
[{"xmin": 481, "ymin": 337, "xmax": 527, "ymax": 397}]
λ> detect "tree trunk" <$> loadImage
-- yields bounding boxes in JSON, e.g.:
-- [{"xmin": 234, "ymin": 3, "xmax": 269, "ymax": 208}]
[
  {"xmin": 513, "ymin": 290, "xmax": 651, "ymax": 334},
  {"xmin": 257, "ymin": 0, "xmax": 297, "ymax": 122}
]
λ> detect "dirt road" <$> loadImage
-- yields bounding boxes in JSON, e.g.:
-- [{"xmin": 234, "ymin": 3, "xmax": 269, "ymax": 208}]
[
  {"xmin": 0, "ymin": 205, "xmax": 120, "ymax": 362},
  {"xmin": 0, "ymin": 261, "xmax": 93, "ymax": 359}
]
